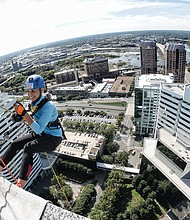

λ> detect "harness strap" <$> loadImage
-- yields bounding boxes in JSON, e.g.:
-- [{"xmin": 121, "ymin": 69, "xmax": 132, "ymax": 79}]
[
  {"xmin": 30, "ymin": 97, "xmax": 49, "ymax": 117},
  {"xmin": 30, "ymin": 97, "xmax": 67, "ymax": 139}
]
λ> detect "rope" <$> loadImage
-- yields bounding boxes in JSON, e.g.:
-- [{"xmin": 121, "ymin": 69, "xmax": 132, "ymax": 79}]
[
  {"xmin": 0, "ymin": 105, "xmax": 13, "ymax": 113},
  {"xmin": 45, "ymin": 152, "xmax": 72, "ymax": 210},
  {"xmin": 0, "ymin": 157, "xmax": 18, "ymax": 184}
]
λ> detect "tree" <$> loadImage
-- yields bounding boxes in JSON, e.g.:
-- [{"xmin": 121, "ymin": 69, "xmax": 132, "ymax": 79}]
[
  {"xmin": 49, "ymin": 174, "xmax": 73, "ymax": 203},
  {"xmin": 105, "ymin": 142, "xmax": 119, "ymax": 154},
  {"xmin": 132, "ymin": 174, "xmax": 143, "ymax": 188},
  {"xmin": 114, "ymin": 151, "xmax": 129, "ymax": 167},
  {"xmin": 136, "ymin": 180, "xmax": 148, "ymax": 194},
  {"xmin": 72, "ymin": 184, "xmax": 96, "ymax": 216},
  {"xmin": 77, "ymin": 109, "xmax": 82, "ymax": 115},
  {"xmin": 101, "ymin": 124, "xmax": 117, "ymax": 143},
  {"xmin": 65, "ymin": 108, "xmax": 74, "ymax": 116},
  {"xmin": 142, "ymin": 185, "xmax": 151, "ymax": 198},
  {"xmin": 116, "ymin": 210, "xmax": 130, "ymax": 220},
  {"xmin": 58, "ymin": 110, "xmax": 64, "ymax": 117},
  {"xmin": 101, "ymin": 155, "xmax": 113, "ymax": 164},
  {"xmin": 89, "ymin": 170, "xmax": 127, "ymax": 220}
]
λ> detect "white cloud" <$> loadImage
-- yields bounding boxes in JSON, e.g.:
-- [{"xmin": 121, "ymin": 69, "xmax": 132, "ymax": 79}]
[{"xmin": 0, "ymin": 0, "xmax": 189, "ymax": 56}]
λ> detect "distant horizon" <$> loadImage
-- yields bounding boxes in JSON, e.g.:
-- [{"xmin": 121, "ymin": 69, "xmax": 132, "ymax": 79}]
[
  {"xmin": 1, "ymin": 0, "xmax": 190, "ymax": 58},
  {"xmin": 0, "ymin": 29, "xmax": 189, "ymax": 61}
]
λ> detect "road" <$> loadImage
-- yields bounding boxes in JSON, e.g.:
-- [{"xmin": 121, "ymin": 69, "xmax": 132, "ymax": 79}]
[
  {"xmin": 94, "ymin": 170, "xmax": 108, "ymax": 205},
  {"xmin": 157, "ymin": 43, "xmax": 165, "ymax": 55},
  {"xmin": 55, "ymin": 99, "xmax": 126, "ymax": 116}
]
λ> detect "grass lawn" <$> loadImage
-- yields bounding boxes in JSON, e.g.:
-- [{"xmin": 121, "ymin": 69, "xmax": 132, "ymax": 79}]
[
  {"xmin": 127, "ymin": 186, "xmax": 164, "ymax": 219},
  {"xmin": 93, "ymin": 101, "xmax": 127, "ymax": 107},
  {"xmin": 128, "ymin": 188, "xmax": 144, "ymax": 210}
]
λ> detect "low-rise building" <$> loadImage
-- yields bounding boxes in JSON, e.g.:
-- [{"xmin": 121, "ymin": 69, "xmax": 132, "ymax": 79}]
[
  {"xmin": 54, "ymin": 69, "xmax": 79, "ymax": 84},
  {"xmin": 53, "ymin": 85, "xmax": 88, "ymax": 98},
  {"xmin": 109, "ymin": 76, "xmax": 134, "ymax": 97},
  {"xmin": 55, "ymin": 131, "xmax": 105, "ymax": 160},
  {"xmin": 89, "ymin": 82, "xmax": 113, "ymax": 98}
]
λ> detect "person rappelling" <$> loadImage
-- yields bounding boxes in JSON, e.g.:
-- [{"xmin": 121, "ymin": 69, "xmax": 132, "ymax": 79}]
[{"xmin": 0, "ymin": 74, "xmax": 64, "ymax": 188}]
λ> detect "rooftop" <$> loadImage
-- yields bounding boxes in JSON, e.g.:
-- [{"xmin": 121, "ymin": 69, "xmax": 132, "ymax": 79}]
[
  {"xmin": 165, "ymin": 42, "xmax": 186, "ymax": 51},
  {"xmin": 109, "ymin": 76, "xmax": 133, "ymax": 94},
  {"xmin": 158, "ymin": 128, "xmax": 190, "ymax": 163},
  {"xmin": 143, "ymin": 132, "xmax": 190, "ymax": 201},
  {"xmin": 161, "ymin": 83, "xmax": 184, "ymax": 96},
  {"xmin": 83, "ymin": 56, "xmax": 108, "ymax": 64},
  {"xmin": 135, "ymin": 74, "xmax": 174, "ymax": 88},
  {"xmin": 54, "ymin": 69, "xmax": 75, "ymax": 76},
  {"xmin": 55, "ymin": 131, "xmax": 105, "ymax": 159},
  {"xmin": 55, "ymin": 86, "xmax": 86, "ymax": 91}
]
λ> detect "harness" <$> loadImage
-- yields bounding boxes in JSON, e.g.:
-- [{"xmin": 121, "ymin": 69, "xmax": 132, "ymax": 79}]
[{"xmin": 29, "ymin": 97, "xmax": 67, "ymax": 139}]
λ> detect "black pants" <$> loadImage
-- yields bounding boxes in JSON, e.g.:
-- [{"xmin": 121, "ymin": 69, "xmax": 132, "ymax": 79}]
[{"xmin": 0, "ymin": 132, "xmax": 62, "ymax": 180}]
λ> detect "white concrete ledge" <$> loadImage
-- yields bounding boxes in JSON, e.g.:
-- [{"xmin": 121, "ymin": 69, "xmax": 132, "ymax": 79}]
[{"xmin": 0, "ymin": 177, "xmax": 90, "ymax": 220}]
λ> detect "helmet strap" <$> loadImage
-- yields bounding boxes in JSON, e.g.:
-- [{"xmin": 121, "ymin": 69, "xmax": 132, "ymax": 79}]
[{"xmin": 39, "ymin": 88, "xmax": 43, "ymax": 96}]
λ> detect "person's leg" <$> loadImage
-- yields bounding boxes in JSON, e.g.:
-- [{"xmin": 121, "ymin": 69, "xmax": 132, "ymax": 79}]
[
  {"xmin": 18, "ymin": 134, "xmax": 62, "ymax": 188},
  {"xmin": 0, "ymin": 133, "xmax": 36, "ymax": 170}
]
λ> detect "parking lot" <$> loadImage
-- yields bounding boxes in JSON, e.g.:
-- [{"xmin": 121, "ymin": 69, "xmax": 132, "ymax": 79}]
[{"xmin": 62, "ymin": 114, "xmax": 117, "ymax": 125}]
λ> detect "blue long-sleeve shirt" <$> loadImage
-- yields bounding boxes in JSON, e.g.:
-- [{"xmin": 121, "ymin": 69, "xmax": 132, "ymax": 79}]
[{"xmin": 30, "ymin": 96, "xmax": 62, "ymax": 137}]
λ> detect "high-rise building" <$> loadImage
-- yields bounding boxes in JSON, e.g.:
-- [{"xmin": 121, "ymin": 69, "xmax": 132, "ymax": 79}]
[
  {"xmin": 0, "ymin": 93, "xmax": 43, "ymax": 190},
  {"xmin": 143, "ymin": 83, "xmax": 190, "ymax": 200},
  {"xmin": 164, "ymin": 43, "xmax": 186, "ymax": 83},
  {"xmin": 134, "ymin": 74, "xmax": 174, "ymax": 137},
  {"xmin": 140, "ymin": 41, "xmax": 157, "ymax": 75}
]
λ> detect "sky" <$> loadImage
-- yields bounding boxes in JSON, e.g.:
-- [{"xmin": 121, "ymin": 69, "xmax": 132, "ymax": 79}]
[{"xmin": 0, "ymin": 0, "xmax": 190, "ymax": 57}]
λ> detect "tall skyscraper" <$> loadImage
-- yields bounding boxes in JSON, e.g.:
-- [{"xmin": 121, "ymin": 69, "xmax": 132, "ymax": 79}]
[
  {"xmin": 143, "ymin": 83, "xmax": 190, "ymax": 201},
  {"xmin": 164, "ymin": 43, "xmax": 186, "ymax": 83},
  {"xmin": 134, "ymin": 74, "xmax": 174, "ymax": 137},
  {"xmin": 140, "ymin": 41, "xmax": 157, "ymax": 75}
]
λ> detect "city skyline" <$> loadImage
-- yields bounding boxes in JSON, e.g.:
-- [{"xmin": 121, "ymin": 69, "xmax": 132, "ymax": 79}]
[{"xmin": 0, "ymin": 0, "xmax": 190, "ymax": 57}]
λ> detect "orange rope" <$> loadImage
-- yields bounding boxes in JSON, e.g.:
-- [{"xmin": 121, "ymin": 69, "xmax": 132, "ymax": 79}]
[{"xmin": 0, "ymin": 157, "xmax": 18, "ymax": 184}]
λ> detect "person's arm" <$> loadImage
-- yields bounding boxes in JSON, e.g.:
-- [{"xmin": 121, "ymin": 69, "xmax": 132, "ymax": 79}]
[
  {"xmin": 23, "ymin": 113, "xmax": 33, "ymax": 126},
  {"xmin": 14, "ymin": 101, "xmax": 33, "ymax": 125}
]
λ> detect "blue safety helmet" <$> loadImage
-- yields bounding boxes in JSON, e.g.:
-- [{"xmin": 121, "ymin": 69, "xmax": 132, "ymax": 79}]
[{"xmin": 24, "ymin": 75, "xmax": 45, "ymax": 90}]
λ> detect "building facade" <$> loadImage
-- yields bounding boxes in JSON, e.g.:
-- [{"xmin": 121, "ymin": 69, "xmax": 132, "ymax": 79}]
[
  {"xmin": 140, "ymin": 41, "xmax": 157, "ymax": 75},
  {"xmin": 143, "ymin": 83, "xmax": 190, "ymax": 201},
  {"xmin": 54, "ymin": 69, "xmax": 79, "ymax": 84},
  {"xmin": 134, "ymin": 74, "xmax": 174, "ymax": 137},
  {"xmin": 89, "ymin": 82, "xmax": 113, "ymax": 98},
  {"xmin": 164, "ymin": 43, "xmax": 186, "ymax": 83},
  {"xmin": 83, "ymin": 57, "xmax": 109, "ymax": 82}
]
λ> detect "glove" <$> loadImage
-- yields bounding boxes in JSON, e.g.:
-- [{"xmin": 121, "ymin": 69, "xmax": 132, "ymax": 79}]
[
  {"xmin": 11, "ymin": 113, "xmax": 23, "ymax": 122},
  {"xmin": 14, "ymin": 101, "xmax": 27, "ymax": 117}
]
